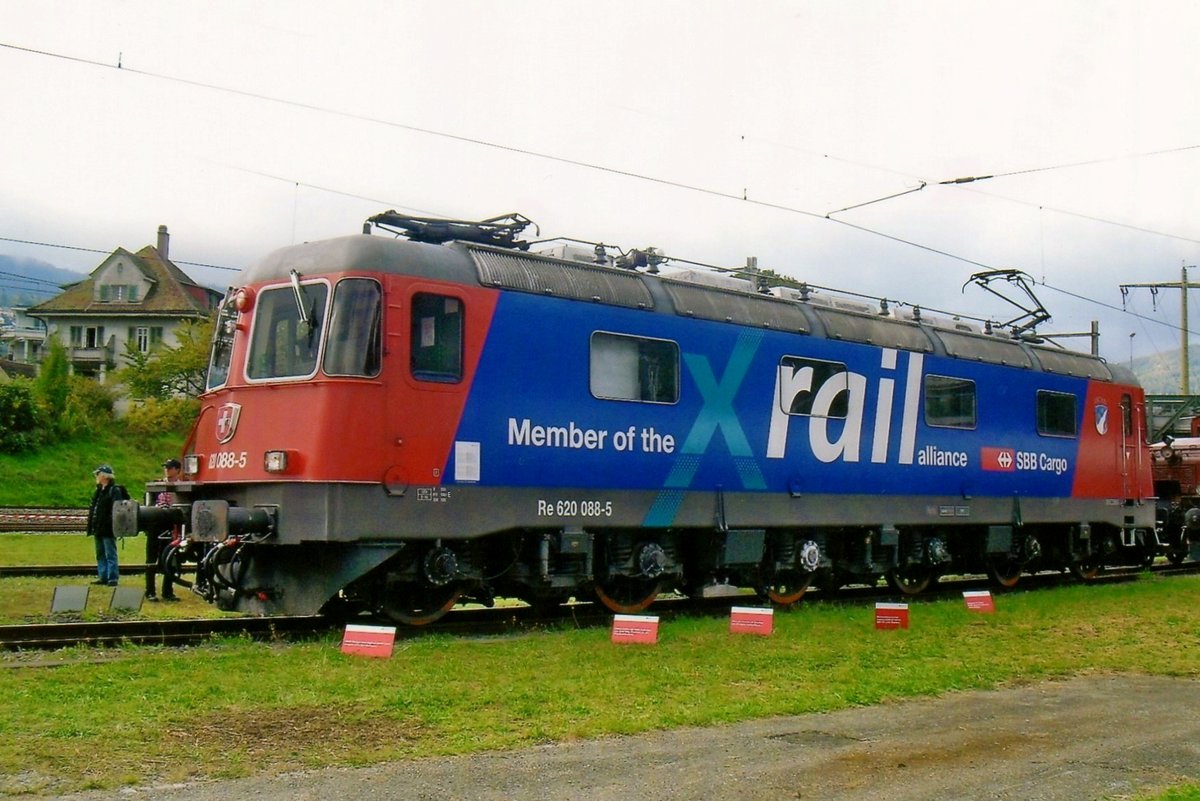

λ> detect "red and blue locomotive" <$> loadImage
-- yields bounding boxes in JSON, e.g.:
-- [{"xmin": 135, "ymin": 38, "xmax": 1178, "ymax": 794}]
[{"xmin": 117, "ymin": 213, "xmax": 1157, "ymax": 624}]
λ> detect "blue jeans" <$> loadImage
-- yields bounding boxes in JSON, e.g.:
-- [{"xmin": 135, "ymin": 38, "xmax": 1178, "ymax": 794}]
[{"xmin": 94, "ymin": 536, "xmax": 118, "ymax": 584}]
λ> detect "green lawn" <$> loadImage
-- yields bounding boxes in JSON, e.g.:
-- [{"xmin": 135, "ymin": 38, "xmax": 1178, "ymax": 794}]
[
  {"xmin": 0, "ymin": 533, "xmax": 97, "ymax": 566},
  {"xmin": 0, "ymin": 430, "xmax": 185, "ymax": 508},
  {"xmin": 1, "ymin": 574, "xmax": 1197, "ymax": 796}
]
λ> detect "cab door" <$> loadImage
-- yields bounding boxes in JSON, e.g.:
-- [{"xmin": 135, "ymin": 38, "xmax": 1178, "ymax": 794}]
[
  {"xmin": 383, "ymin": 277, "xmax": 498, "ymax": 490},
  {"xmin": 1120, "ymin": 393, "xmax": 1145, "ymax": 501}
]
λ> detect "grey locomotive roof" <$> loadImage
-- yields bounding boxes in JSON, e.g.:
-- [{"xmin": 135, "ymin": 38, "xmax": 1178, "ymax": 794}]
[{"xmin": 241, "ymin": 234, "xmax": 1119, "ymax": 384}]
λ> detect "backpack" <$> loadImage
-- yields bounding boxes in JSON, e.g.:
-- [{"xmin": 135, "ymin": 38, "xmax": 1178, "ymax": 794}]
[{"xmin": 114, "ymin": 484, "xmax": 130, "ymax": 502}]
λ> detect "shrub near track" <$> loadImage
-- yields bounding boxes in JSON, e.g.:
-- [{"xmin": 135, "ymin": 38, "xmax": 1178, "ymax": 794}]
[{"xmin": 0, "ymin": 574, "xmax": 1197, "ymax": 796}]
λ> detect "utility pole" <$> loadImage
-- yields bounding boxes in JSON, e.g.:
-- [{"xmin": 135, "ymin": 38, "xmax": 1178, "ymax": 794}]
[
  {"xmin": 1121, "ymin": 264, "xmax": 1198, "ymax": 394},
  {"xmin": 1042, "ymin": 321, "xmax": 1100, "ymax": 356}
]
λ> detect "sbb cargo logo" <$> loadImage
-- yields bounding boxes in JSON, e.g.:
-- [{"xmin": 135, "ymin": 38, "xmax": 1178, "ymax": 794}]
[{"xmin": 981, "ymin": 447, "xmax": 1016, "ymax": 472}]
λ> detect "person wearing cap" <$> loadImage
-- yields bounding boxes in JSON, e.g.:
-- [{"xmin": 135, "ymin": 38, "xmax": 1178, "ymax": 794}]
[
  {"xmin": 146, "ymin": 459, "xmax": 182, "ymax": 601},
  {"xmin": 86, "ymin": 465, "xmax": 124, "ymax": 586}
]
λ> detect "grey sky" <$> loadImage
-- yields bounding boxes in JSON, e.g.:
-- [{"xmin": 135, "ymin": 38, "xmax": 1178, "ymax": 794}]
[{"xmin": 1, "ymin": 0, "xmax": 1197, "ymax": 365}]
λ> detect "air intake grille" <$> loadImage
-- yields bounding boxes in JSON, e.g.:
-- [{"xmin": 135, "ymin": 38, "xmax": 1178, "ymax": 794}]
[
  {"xmin": 662, "ymin": 280, "xmax": 811, "ymax": 333},
  {"xmin": 470, "ymin": 247, "xmax": 654, "ymax": 310}
]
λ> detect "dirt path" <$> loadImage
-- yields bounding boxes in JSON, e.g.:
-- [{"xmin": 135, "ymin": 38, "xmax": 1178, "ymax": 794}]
[{"xmin": 60, "ymin": 674, "xmax": 1200, "ymax": 800}]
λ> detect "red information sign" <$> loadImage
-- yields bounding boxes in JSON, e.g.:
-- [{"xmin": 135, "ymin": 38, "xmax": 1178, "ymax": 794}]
[
  {"xmin": 963, "ymin": 590, "xmax": 996, "ymax": 613},
  {"xmin": 340, "ymin": 624, "xmax": 397, "ymax": 658},
  {"xmin": 730, "ymin": 606, "xmax": 774, "ymax": 636},
  {"xmin": 875, "ymin": 602, "xmax": 909, "ymax": 630},
  {"xmin": 611, "ymin": 614, "xmax": 660, "ymax": 644}
]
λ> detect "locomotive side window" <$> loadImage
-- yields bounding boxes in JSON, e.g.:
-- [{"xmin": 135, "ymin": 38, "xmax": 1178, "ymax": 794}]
[
  {"xmin": 590, "ymin": 332, "xmax": 679, "ymax": 404},
  {"xmin": 776, "ymin": 356, "xmax": 850, "ymax": 419},
  {"xmin": 324, "ymin": 279, "xmax": 382, "ymax": 377},
  {"xmin": 206, "ymin": 297, "xmax": 239, "ymax": 390},
  {"xmin": 924, "ymin": 375, "xmax": 976, "ymax": 429},
  {"xmin": 246, "ymin": 282, "xmax": 329, "ymax": 380},
  {"xmin": 411, "ymin": 293, "xmax": 463, "ymax": 382},
  {"xmin": 1036, "ymin": 390, "xmax": 1078, "ymax": 437}
]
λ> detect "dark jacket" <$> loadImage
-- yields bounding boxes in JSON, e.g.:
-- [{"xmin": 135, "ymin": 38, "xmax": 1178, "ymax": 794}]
[{"xmin": 86, "ymin": 482, "xmax": 126, "ymax": 538}]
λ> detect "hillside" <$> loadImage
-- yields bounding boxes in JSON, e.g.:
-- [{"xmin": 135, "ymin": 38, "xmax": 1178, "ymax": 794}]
[
  {"xmin": 0, "ymin": 253, "xmax": 85, "ymax": 307},
  {"xmin": 1131, "ymin": 350, "xmax": 1200, "ymax": 395}
]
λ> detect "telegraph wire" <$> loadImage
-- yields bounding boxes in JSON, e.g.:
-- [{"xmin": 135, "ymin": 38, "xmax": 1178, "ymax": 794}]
[
  {"xmin": 0, "ymin": 269, "xmax": 64, "ymax": 287},
  {"xmin": 938, "ymin": 143, "xmax": 1200, "ymax": 185},
  {"xmin": 0, "ymin": 235, "xmax": 239, "ymax": 272},
  {"xmin": 3, "ymin": 39, "xmax": 1193, "ymax": 275},
  {"xmin": 954, "ymin": 187, "xmax": 1200, "ymax": 245},
  {"xmin": 2, "ymin": 39, "xmax": 1196, "ymax": 337}
]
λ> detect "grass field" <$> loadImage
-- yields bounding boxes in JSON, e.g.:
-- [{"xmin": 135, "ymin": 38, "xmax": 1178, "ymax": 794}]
[
  {"xmin": 0, "ymin": 430, "xmax": 185, "ymax": 508},
  {"xmin": 0, "ymin": 533, "xmax": 94, "ymax": 566},
  {"xmin": 0, "ymin": 535, "xmax": 234, "ymax": 624},
  {"xmin": 1, "ymin": 573, "xmax": 1197, "ymax": 797}
]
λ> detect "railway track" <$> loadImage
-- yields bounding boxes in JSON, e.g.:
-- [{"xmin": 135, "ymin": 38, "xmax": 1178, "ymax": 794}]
[
  {"xmin": 0, "ymin": 615, "xmax": 336, "ymax": 650},
  {"xmin": 0, "ymin": 563, "xmax": 150, "ymax": 578},
  {"xmin": 3, "ymin": 563, "xmax": 1195, "ymax": 652},
  {"xmin": 0, "ymin": 506, "xmax": 88, "ymax": 533}
]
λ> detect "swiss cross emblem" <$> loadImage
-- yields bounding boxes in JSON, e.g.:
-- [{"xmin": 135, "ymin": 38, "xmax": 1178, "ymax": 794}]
[
  {"xmin": 981, "ymin": 446, "xmax": 1016, "ymax": 472},
  {"xmin": 1094, "ymin": 403, "xmax": 1109, "ymax": 436},
  {"xmin": 215, "ymin": 402, "xmax": 242, "ymax": 444}
]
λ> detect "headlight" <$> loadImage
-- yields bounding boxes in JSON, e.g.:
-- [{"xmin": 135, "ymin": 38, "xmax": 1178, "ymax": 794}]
[
  {"xmin": 183, "ymin": 455, "xmax": 201, "ymax": 476},
  {"xmin": 264, "ymin": 451, "xmax": 289, "ymax": 473}
]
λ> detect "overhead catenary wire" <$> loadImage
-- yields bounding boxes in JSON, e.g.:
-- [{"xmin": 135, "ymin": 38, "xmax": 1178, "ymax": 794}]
[
  {"xmin": 0, "ymin": 235, "xmax": 239, "ymax": 273},
  {"xmin": 1, "ymin": 40, "xmax": 1196, "ymax": 342}
]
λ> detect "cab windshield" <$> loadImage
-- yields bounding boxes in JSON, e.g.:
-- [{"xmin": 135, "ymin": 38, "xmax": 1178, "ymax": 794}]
[
  {"xmin": 205, "ymin": 296, "xmax": 239, "ymax": 391},
  {"xmin": 246, "ymin": 282, "xmax": 329, "ymax": 380}
]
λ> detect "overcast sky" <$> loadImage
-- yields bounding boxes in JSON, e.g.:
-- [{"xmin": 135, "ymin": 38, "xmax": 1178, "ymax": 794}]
[{"xmin": 1, "ymin": 0, "xmax": 1197, "ymax": 366}]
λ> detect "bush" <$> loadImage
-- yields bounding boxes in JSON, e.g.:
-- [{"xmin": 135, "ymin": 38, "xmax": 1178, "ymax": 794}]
[
  {"xmin": 123, "ymin": 397, "xmax": 200, "ymax": 437},
  {"xmin": 57, "ymin": 377, "xmax": 117, "ymax": 438},
  {"xmin": 0, "ymin": 380, "xmax": 43, "ymax": 453}
]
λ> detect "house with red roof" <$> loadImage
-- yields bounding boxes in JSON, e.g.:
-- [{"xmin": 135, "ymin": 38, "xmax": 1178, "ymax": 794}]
[{"xmin": 26, "ymin": 226, "xmax": 223, "ymax": 383}]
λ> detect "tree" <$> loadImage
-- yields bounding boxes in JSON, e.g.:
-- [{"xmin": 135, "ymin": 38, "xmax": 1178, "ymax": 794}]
[
  {"xmin": 119, "ymin": 318, "xmax": 214, "ymax": 400},
  {"xmin": 35, "ymin": 338, "xmax": 70, "ymax": 423}
]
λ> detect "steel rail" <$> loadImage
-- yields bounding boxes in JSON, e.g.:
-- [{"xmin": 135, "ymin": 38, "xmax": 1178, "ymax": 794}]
[
  {"xmin": 0, "ymin": 615, "xmax": 334, "ymax": 650},
  {"xmin": 2, "ymin": 563, "xmax": 1196, "ymax": 652},
  {"xmin": 0, "ymin": 564, "xmax": 151, "ymax": 578},
  {"xmin": 0, "ymin": 507, "xmax": 88, "ymax": 532}
]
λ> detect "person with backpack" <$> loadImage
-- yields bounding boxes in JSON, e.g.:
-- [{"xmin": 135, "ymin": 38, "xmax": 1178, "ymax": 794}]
[{"xmin": 86, "ymin": 464, "xmax": 128, "ymax": 586}]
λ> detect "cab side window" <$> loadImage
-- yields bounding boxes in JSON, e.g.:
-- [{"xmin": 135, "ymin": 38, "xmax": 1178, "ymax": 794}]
[{"xmin": 411, "ymin": 293, "xmax": 463, "ymax": 383}]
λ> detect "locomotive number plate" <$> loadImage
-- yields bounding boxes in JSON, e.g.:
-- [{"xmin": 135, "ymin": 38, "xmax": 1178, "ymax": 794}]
[
  {"xmin": 537, "ymin": 499, "xmax": 614, "ymax": 518},
  {"xmin": 208, "ymin": 451, "xmax": 248, "ymax": 470}
]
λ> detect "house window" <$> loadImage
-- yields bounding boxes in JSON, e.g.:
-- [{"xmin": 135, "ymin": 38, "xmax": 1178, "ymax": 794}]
[
  {"xmin": 135, "ymin": 327, "xmax": 150, "ymax": 352},
  {"xmin": 84, "ymin": 326, "xmax": 104, "ymax": 348},
  {"xmin": 99, "ymin": 284, "xmax": 139, "ymax": 302},
  {"xmin": 69, "ymin": 326, "xmax": 83, "ymax": 347}
]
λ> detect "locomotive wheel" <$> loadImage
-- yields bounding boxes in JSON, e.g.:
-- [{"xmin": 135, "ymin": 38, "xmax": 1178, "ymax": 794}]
[
  {"xmin": 885, "ymin": 564, "xmax": 934, "ymax": 596},
  {"xmin": 381, "ymin": 584, "xmax": 462, "ymax": 626},
  {"xmin": 986, "ymin": 558, "xmax": 1022, "ymax": 589},
  {"xmin": 594, "ymin": 577, "xmax": 662, "ymax": 614},
  {"xmin": 1068, "ymin": 559, "xmax": 1100, "ymax": 581},
  {"xmin": 759, "ymin": 570, "xmax": 814, "ymax": 607},
  {"xmin": 1167, "ymin": 540, "xmax": 1189, "ymax": 566}
]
